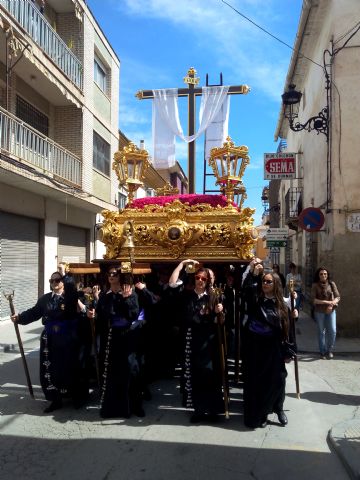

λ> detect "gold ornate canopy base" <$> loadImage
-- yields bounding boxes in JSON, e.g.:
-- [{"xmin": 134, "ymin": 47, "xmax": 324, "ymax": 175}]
[{"xmin": 100, "ymin": 197, "xmax": 258, "ymax": 263}]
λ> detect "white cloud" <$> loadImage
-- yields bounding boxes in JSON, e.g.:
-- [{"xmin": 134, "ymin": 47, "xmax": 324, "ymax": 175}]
[
  {"xmin": 246, "ymin": 153, "xmax": 263, "ymax": 170},
  {"xmin": 118, "ymin": 0, "xmax": 292, "ymax": 100}
]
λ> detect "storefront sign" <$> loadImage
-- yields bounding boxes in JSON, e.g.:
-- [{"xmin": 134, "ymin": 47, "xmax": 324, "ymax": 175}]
[{"xmin": 264, "ymin": 153, "xmax": 296, "ymax": 180}]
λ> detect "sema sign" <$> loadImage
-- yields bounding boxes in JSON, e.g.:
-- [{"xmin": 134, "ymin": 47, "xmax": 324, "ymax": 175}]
[{"xmin": 264, "ymin": 153, "xmax": 296, "ymax": 180}]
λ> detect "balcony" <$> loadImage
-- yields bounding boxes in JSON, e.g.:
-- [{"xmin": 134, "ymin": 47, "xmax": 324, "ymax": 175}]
[
  {"xmin": 285, "ymin": 187, "xmax": 302, "ymax": 230},
  {"xmin": 0, "ymin": 0, "xmax": 83, "ymax": 90},
  {"xmin": 0, "ymin": 106, "xmax": 81, "ymax": 186}
]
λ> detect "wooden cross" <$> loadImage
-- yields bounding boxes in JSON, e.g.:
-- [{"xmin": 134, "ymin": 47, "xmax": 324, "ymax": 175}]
[{"xmin": 136, "ymin": 67, "xmax": 250, "ymax": 193}]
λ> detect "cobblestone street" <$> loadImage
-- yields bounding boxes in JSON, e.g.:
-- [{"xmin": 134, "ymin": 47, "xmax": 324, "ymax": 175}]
[{"xmin": 1, "ymin": 315, "xmax": 360, "ymax": 480}]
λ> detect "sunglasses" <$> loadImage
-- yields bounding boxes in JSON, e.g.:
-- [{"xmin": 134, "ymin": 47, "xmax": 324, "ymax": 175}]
[
  {"xmin": 195, "ymin": 275, "xmax": 207, "ymax": 282},
  {"xmin": 49, "ymin": 278, "xmax": 62, "ymax": 283},
  {"xmin": 108, "ymin": 271, "xmax": 119, "ymax": 277},
  {"xmin": 262, "ymin": 279, "xmax": 273, "ymax": 285}
]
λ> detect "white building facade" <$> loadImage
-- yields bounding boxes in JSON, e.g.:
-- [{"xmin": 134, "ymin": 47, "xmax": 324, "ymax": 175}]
[{"xmin": 274, "ymin": 0, "xmax": 360, "ymax": 335}]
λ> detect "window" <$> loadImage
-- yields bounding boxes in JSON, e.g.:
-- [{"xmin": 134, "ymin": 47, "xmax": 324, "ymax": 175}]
[
  {"xmin": 94, "ymin": 56, "xmax": 107, "ymax": 93},
  {"xmin": 16, "ymin": 96, "xmax": 49, "ymax": 136},
  {"xmin": 93, "ymin": 131, "xmax": 110, "ymax": 176},
  {"xmin": 118, "ymin": 192, "xmax": 127, "ymax": 210}
]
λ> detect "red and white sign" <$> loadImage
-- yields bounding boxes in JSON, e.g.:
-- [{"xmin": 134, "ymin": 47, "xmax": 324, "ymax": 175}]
[{"xmin": 264, "ymin": 153, "xmax": 296, "ymax": 180}]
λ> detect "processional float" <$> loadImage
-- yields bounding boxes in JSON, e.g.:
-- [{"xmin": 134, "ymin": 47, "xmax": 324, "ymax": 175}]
[
  {"xmin": 98, "ymin": 67, "xmax": 257, "ymax": 266},
  {"xmin": 95, "ymin": 69, "xmax": 260, "ymax": 415},
  {"xmin": 99, "ymin": 136, "xmax": 258, "ymax": 265}
]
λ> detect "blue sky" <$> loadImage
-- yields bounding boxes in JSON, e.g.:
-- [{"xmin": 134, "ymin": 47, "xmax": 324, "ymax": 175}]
[{"xmin": 87, "ymin": 0, "xmax": 302, "ymax": 224}]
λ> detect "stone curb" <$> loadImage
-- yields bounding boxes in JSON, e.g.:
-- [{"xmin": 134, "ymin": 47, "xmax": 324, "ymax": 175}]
[{"xmin": 329, "ymin": 419, "xmax": 360, "ymax": 480}]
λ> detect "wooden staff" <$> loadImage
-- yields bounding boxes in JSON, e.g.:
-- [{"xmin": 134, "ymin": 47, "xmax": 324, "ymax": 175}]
[
  {"xmin": 3, "ymin": 291, "xmax": 35, "ymax": 399},
  {"xmin": 213, "ymin": 285, "xmax": 230, "ymax": 419},
  {"xmin": 234, "ymin": 288, "xmax": 241, "ymax": 383},
  {"xmin": 289, "ymin": 280, "xmax": 301, "ymax": 399},
  {"xmin": 89, "ymin": 316, "xmax": 101, "ymax": 389},
  {"xmin": 84, "ymin": 293, "xmax": 101, "ymax": 390}
]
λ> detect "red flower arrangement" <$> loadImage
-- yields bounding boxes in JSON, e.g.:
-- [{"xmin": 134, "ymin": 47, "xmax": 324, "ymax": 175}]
[{"xmin": 127, "ymin": 194, "xmax": 238, "ymax": 210}]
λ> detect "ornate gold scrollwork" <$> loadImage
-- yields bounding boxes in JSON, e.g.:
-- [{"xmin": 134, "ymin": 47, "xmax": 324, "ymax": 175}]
[
  {"xmin": 146, "ymin": 217, "xmax": 201, "ymax": 258},
  {"xmin": 120, "ymin": 262, "xmax": 132, "ymax": 273},
  {"xmin": 99, "ymin": 194, "xmax": 257, "ymax": 262},
  {"xmin": 183, "ymin": 66, "xmax": 200, "ymax": 85},
  {"xmin": 155, "ymin": 182, "xmax": 179, "ymax": 196}
]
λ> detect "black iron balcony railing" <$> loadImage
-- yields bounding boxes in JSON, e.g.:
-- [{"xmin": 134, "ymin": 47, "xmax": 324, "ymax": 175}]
[
  {"xmin": 0, "ymin": 106, "xmax": 82, "ymax": 186},
  {"xmin": 285, "ymin": 187, "xmax": 302, "ymax": 230},
  {"xmin": 1, "ymin": 0, "xmax": 83, "ymax": 89}
]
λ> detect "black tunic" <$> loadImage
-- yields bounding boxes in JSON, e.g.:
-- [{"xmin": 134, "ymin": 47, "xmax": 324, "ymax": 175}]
[
  {"xmin": 95, "ymin": 290, "xmax": 140, "ymax": 418},
  {"xmin": 18, "ymin": 289, "xmax": 80, "ymax": 402},
  {"xmin": 242, "ymin": 273, "xmax": 291, "ymax": 428},
  {"xmin": 180, "ymin": 290, "xmax": 223, "ymax": 415}
]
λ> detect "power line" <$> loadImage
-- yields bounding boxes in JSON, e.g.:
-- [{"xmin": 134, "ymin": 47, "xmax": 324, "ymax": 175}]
[{"xmin": 220, "ymin": 0, "xmax": 323, "ymax": 70}]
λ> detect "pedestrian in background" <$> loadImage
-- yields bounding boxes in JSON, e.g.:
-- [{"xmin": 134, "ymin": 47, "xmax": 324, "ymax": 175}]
[
  {"xmin": 272, "ymin": 264, "xmax": 286, "ymax": 290},
  {"xmin": 311, "ymin": 267, "xmax": 340, "ymax": 360},
  {"xmin": 242, "ymin": 259, "xmax": 298, "ymax": 429},
  {"xmin": 286, "ymin": 262, "xmax": 302, "ymax": 310}
]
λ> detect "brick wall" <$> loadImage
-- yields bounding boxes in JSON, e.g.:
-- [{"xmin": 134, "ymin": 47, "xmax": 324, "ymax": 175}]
[
  {"xmin": 81, "ymin": 14, "xmax": 95, "ymax": 194},
  {"xmin": 54, "ymin": 105, "xmax": 82, "ymax": 158},
  {"xmin": 0, "ymin": 84, "xmax": 5, "ymax": 109},
  {"xmin": 56, "ymin": 13, "xmax": 83, "ymax": 63}
]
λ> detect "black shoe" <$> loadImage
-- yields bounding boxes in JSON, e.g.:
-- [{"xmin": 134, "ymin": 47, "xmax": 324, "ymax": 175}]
[
  {"xmin": 142, "ymin": 388, "xmax": 152, "ymax": 401},
  {"xmin": 133, "ymin": 407, "xmax": 145, "ymax": 418},
  {"xmin": 100, "ymin": 410, "xmax": 130, "ymax": 419},
  {"xmin": 207, "ymin": 413, "xmax": 219, "ymax": 423},
  {"xmin": 190, "ymin": 412, "xmax": 206, "ymax": 423},
  {"xmin": 244, "ymin": 419, "xmax": 267, "ymax": 429},
  {"xmin": 44, "ymin": 400, "xmax": 62, "ymax": 413},
  {"xmin": 260, "ymin": 418, "xmax": 268, "ymax": 428},
  {"xmin": 73, "ymin": 398, "xmax": 87, "ymax": 409},
  {"xmin": 276, "ymin": 411, "xmax": 288, "ymax": 426}
]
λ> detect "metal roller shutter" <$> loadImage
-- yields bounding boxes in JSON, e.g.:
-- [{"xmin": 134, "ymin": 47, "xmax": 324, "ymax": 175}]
[
  {"xmin": 58, "ymin": 223, "xmax": 88, "ymax": 264},
  {"xmin": 0, "ymin": 212, "xmax": 40, "ymax": 320}
]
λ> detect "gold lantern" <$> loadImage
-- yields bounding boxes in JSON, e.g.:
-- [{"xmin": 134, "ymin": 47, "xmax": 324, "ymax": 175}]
[
  {"xmin": 113, "ymin": 142, "xmax": 150, "ymax": 204},
  {"xmin": 209, "ymin": 136, "xmax": 250, "ymax": 207}
]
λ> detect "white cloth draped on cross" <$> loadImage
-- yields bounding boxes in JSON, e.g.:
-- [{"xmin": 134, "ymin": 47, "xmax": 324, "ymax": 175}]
[{"xmin": 152, "ymin": 86, "xmax": 230, "ymax": 168}]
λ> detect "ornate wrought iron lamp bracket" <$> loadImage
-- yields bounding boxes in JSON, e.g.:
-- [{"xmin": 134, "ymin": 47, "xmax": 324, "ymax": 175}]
[{"xmin": 282, "ymin": 83, "xmax": 329, "ymax": 141}]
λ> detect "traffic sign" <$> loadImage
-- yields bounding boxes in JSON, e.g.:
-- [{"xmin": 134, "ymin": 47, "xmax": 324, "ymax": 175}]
[
  {"xmin": 266, "ymin": 240, "xmax": 287, "ymax": 248},
  {"xmin": 298, "ymin": 207, "xmax": 325, "ymax": 232},
  {"xmin": 265, "ymin": 228, "xmax": 289, "ymax": 240}
]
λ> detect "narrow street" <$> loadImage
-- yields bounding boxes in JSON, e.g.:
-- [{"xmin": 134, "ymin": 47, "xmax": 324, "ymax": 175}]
[{"xmin": 1, "ymin": 314, "xmax": 360, "ymax": 480}]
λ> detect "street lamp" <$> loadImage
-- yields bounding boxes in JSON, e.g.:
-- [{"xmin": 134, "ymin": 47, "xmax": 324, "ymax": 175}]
[
  {"xmin": 208, "ymin": 136, "xmax": 250, "ymax": 207},
  {"xmin": 113, "ymin": 141, "xmax": 150, "ymax": 204},
  {"xmin": 281, "ymin": 84, "xmax": 329, "ymax": 140}
]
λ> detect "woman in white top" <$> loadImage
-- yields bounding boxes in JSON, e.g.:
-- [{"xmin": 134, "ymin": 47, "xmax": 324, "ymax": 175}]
[{"xmin": 286, "ymin": 262, "xmax": 302, "ymax": 310}]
